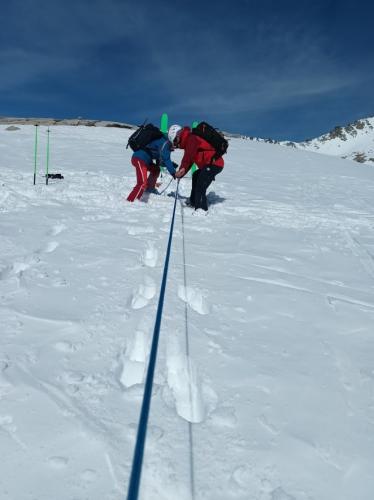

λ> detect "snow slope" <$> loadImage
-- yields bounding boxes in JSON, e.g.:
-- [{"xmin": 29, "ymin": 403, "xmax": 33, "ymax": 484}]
[
  {"xmin": 1, "ymin": 124, "xmax": 374, "ymax": 500},
  {"xmin": 292, "ymin": 117, "xmax": 374, "ymax": 165}
]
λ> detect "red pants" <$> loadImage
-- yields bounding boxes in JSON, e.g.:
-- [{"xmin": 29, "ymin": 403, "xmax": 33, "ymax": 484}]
[{"xmin": 127, "ymin": 157, "xmax": 160, "ymax": 202}]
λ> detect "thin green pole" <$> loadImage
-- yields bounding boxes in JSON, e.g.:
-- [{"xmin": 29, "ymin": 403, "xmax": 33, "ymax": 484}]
[
  {"xmin": 33, "ymin": 124, "xmax": 39, "ymax": 185},
  {"xmin": 46, "ymin": 127, "xmax": 50, "ymax": 185},
  {"xmin": 191, "ymin": 121, "xmax": 199, "ymax": 176}
]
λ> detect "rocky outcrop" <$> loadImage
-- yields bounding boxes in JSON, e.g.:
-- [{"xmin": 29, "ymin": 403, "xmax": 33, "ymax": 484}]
[
  {"xmin": 282, "ymin": 116, "xmax": 374, "ymax": 166},
  {"xmin": 312, "ymin": 118, "xmax": 373, "ymax": 144}
]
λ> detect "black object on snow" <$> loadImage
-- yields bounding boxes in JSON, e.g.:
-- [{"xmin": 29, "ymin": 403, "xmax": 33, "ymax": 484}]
[{"xmin": 46, "ymin": 173, "xmax": 64, "ymax": 179}]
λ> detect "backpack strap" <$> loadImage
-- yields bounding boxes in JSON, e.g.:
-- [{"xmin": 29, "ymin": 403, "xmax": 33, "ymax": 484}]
[{"xmin": 158, "ymin": 139, "xmax": 170, "ymax": 166}]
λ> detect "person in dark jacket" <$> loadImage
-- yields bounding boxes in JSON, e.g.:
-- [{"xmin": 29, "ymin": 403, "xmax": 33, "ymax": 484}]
[
  {"xmin": 127, "ymin": 136, "xmax": 176, "ymax": 202},
  {"xmin": 168, "ymin": 125, "xmax": 224, "ymax": 211}
]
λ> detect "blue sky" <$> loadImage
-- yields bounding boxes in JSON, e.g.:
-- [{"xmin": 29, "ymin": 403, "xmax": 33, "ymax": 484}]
[{"xmin": 1, "ymin": 0, "xmax": 373, "ymax": 140}]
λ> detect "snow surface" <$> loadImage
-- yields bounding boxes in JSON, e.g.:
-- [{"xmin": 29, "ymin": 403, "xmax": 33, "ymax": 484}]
[{"xmin": 1, "ymin": 125, "xmax": 374, "ymax": 500}]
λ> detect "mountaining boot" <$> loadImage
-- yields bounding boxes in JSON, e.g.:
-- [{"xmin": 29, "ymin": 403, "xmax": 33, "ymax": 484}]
[
  {"xmin": 192, "ymin": 208, "xmax": 208, "ymax": 216},
  {"xmin": 184, "ymin": 198, "xmax": 195, "ymax": 208}
]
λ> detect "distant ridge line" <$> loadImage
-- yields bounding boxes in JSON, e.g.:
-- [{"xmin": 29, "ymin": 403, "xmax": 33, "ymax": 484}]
[
  {"xmin": 0, "ymin": 116, "xmax": 136, "ymax": 129},
  {"xmin": 0, "ymin": 116, "xmax": 248, "ymax": 139},
  {"xmin": 1, "ymin": 116, "xmax": 373, "ymax": 164}
]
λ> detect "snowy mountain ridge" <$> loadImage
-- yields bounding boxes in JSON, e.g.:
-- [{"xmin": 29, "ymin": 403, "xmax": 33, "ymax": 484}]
[
  {"xmin": 1, "ymin": 114, "xmax": 374, "ymax": 166},
  {"xmin": 229, "ymin": 116, "xmax": 374, "ymax": 166},
  {"xmin": 290, "ymin": 116, "xmax": 374, "ymax": 165}
]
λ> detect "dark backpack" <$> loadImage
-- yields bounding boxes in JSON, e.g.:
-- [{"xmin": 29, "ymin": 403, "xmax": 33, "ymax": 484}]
[
  {"xmin": 127, "ymin": 123, "xmax": 164, "ymax": 152},
  {"xmin": 192, "ymin": 121, "xmax": 228, "ymax": 161}
]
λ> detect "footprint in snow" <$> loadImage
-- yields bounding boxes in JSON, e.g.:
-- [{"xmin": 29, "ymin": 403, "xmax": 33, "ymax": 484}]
[
  {"xmin": 80, "ymin": 469, "xmax": 97, "ymax": 483},
  {"xmin": 178, "ymin": 285, "xmax": 210, "ymax": 315},
  {"xmin": 47, "ymin": 456, "xmax": 69, "ymax": 469},
  {"xmin": 126, "ymin": 225, "xmax": 154, "ymax": 236},
  {"xmin": 163, "ymin": 333, "xmax": 217, "ymax": 423},
  {"xmin": 142, "ymin": 241, "xmax": 158, "ymax": 267},
  {"xmin": 131, "ymin": 276, "xmax": 156, "ymax": 309},
  {"xmin": 33, "ymin": 242, "xmax": 59, "ymax": 256},
  {"xmin": 120, "ymin": 336, "xmax": 147, "ymax": 388},
  {"xmin": 54, "ymin": 341, "xmax": 83, "ymax": 353},
  {"xmin": 61, "ymin": 371, "xmax": 86, "ymax": 384},
  {"xmin": 49, "ymin": 223, "xmax": 67, "ymax": 236},
  {"xmin": 44, "ymin": 241, "xmax": 59, "ymax": 253},
  {"xmin": 119, "ymin": 318, "xmax": 152, "ymax": 388},
  {"xmin": 207, "ymin": 339, "xmax": 224, "ymax": 354},
  {"xmin": 208, "ymin": 405, "xmax": 237, "ymax": 428},
  {"xmin": 230, "ymin": 464, "xmax": 254, "ymax": 489},
  {"xmin": 1, "ymin": 261, "xmax": 32, "ymax": 278},
  {"xmin": 204, "ymin": 328, "xmax": 220, "ymax": 337}
]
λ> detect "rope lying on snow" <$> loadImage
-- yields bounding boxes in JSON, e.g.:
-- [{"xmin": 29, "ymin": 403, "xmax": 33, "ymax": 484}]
[
  {"xmin": 180, "ymin": 198, "xmax": 196, "ymax": 500},
  {"xmin": 158, "ymin": 176, "xmax": 174, "ymax": 195},
  {"xmin": 126, "ymin": 180, "xmax": 180, "ymax": 500}
]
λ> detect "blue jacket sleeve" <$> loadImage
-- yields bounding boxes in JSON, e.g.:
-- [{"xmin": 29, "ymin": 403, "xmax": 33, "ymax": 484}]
[{"xmin": 160, "ymin": 141, "xmax": 176, "ymax": 175}]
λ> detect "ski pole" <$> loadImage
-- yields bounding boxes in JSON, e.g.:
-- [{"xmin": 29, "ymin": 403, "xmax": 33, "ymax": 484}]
[
  {"xmin": 33, "ymin": 124, "xmax": 38, "ymax": 185},
  {"xmin": 46, "ymin": 127, "xmax": 50, "ymax": 185}
]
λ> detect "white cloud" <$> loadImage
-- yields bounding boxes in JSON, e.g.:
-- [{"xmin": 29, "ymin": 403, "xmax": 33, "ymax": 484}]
[{"xmin": 142, "ymin": 15, "xmax": 367, "ymax": 116}]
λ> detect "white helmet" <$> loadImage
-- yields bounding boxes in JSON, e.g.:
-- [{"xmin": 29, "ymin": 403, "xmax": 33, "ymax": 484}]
[{"xmin": 168, "ymin": 124, "xmax": 182, "ymax": 143}]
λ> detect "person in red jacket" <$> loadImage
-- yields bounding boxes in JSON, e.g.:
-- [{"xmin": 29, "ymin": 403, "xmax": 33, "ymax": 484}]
[{"xmin": 168, "ymin": 125, "xmax": 224, "ymax": 212}]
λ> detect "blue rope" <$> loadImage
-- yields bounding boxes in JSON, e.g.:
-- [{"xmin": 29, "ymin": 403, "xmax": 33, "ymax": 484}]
[{"xmin": 126, "ymin": 180, "xmax": 180, "ymax": 500}]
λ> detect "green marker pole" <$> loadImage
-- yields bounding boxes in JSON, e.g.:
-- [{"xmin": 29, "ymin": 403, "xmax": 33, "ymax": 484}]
[
  {"xmin": 160, "ymin": 113, "xmax": 168, "ymax": 134},
  {"xmin": 191, "ymin": 121, "xmax": 199, "ymax": 176},
  {"xmin": 160, "ymin": 113, "xmax": 169, "ymax": 176},
  {"xmin": 46, "ymin": 127, "xmax": 50, "ymax": 185},
  {"xmin": 33, "ymin": 124, "xmax": 39, "ymax": 185}
]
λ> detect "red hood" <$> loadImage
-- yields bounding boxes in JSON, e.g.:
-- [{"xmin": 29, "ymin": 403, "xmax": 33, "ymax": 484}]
[{"xmin": 179, "ymin": 127, "xmax": 191, "ymax": 149}]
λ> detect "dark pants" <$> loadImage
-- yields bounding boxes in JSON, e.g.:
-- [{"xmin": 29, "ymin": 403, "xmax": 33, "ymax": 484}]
[{"xmin": 190, "ymin": 165, "xmax": 222, "ymax": 211}]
